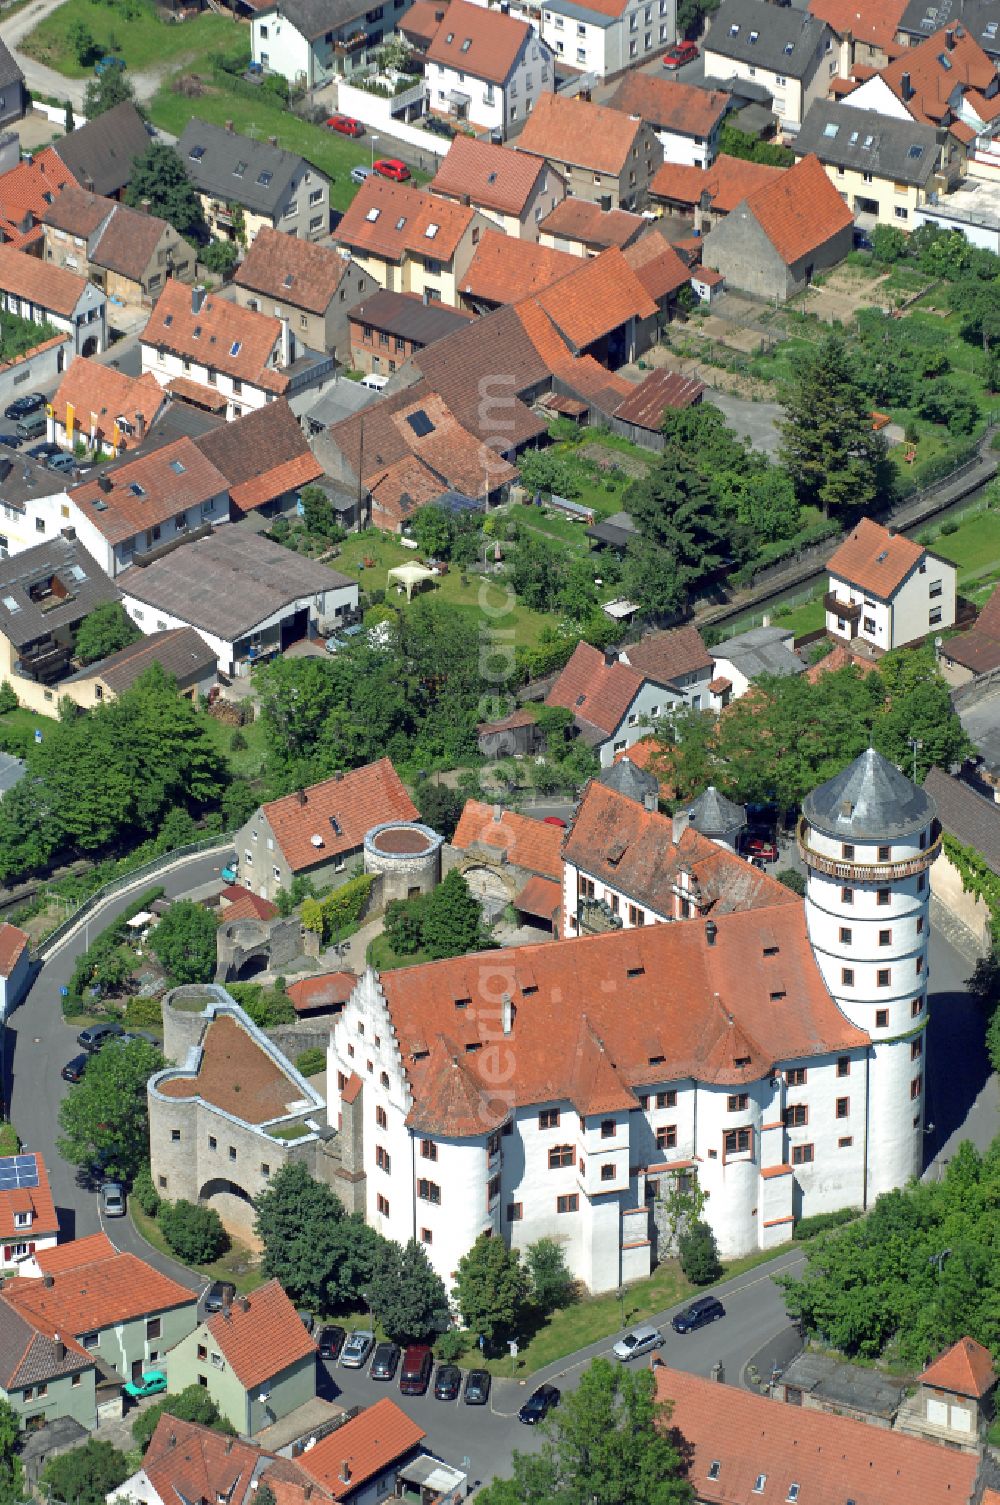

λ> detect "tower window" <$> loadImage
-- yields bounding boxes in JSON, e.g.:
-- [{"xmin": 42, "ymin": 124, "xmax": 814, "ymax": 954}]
[
  {"xmin": 841, "ymin": 886, "xmax": 854, "ymax": 905},
  {"xmin": 841, "ymin": 967, "xmax": 855, "ymax": 986},
  {"xmin": 839, "ymin": 927, "xmax": 852, "ymax": 944},
  {"xmin": 916, "ymin": 956, "xmax": 924, "ymax": 975},
  {"xmin": 876, "ymin": 1008, "xmax": 889, "ymax": 1028},
  {"xmin": 918, "ymin": 872, "xmax": 926, "ymax": 892},
  {"xmin": 879, "ymin": 929, "xmax": 891, "ymax": 946},
  {"xmin": 911, "ymin": 1038, "xmax": 922, "ymax": 1061},
  {"xmin": 841, "ymin": 843, "xmax": 854, "ymax": 859},
  {"xmin": 910, "ymin": 1074, "xmax": 923, "ymax": 1099},
  {"xmin": 912, "ymin": 996, "xmax": 924, "ymax": 1017},
  {"xmin": 835, "ymin": 1097, "xmax": 849, "ymax": 1119},
  {"xmin": 878, "ymin": 845, "xmax": 891, "ymax": 861},
  {"xmin": 877, "ymin": 968, "xmax": 891, "ymax": 987},
  {"xmin": 837, "ymin": 1056, "xmax": 850, "ymax": 1077},
  {"xmin": 877, "ymin": 889, "xmax": 891, "ymax": 906}
]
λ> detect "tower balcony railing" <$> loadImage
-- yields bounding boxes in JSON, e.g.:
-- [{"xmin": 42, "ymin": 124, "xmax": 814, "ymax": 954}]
[{"xmin": 797, "ymin": 818, "xmax": 941, "ymax": 883}]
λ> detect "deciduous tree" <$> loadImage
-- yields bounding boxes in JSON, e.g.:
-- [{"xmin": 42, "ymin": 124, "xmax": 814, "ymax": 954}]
[
  {"xmin": 158, "ymin": 1198, "xmax": 229, "ymax": 1263},
  {"xmin": 74, "ymin": 602, "xmax": 142, "ymax": 665},
  {"xmin": 58, "ymin": 1039, "xmax": 164, "ymax": 1184},
  {"xmin": 132, "ymin": 1385, "xmax": 234, "ymax": 1451},
  {"xmin": 452, "ymin": 1232, "xmax": 529, "ymax": 1351},
  {"xmin": 148, "ymin": 899, "xmax": 217, "ymax": 985},
  {"xmin": 419, "ymin": 868, "xmax": 488, "ymax": 959},
  {"xmin": 525, "ymin": 1238, "xmax": 575, "ymax": 1314},
  {"xmin": 125, "ymin": 142, "xmax": 205, "ymax": 240},
  {"xmin": 41, "ymin": 1440, "xmax": 130, "ymax": 1505},
  {"xmin": 367, "ymin": 1237, "xmax": 449, "ymax": 1342},
  {"xmin": 84, "ymin": 65, "xmax": 140, "ymax": 120}
]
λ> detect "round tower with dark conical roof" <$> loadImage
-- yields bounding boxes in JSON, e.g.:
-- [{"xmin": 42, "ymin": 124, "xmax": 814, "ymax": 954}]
[{"xmin": 800, "ymin": 748, "xmax": 940, "ymax": 1198}]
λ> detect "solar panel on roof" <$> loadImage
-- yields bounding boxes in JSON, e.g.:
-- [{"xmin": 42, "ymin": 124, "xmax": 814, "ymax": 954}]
[{"xmin": 0, "ymin": 1155, "xmax": 38, "ymax": 1191}]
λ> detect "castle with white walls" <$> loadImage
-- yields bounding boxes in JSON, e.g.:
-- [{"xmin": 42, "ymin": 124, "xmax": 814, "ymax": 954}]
[{"xmin": 325, "ymin": 749, "xmax": 938, "ymax": 1294}]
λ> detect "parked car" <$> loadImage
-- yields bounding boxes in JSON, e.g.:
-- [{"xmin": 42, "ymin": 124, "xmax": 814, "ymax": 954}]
[
  {"xmin": 370, "ymin": 1342, "xmax": 401, "ymax": 1380},
  {"xmin": 424, "ymin": 116, "xmax": 455, "ymax": 138},
  {"xmin": 399, "ymin": 1344, "xmax": 433, "ymax": 1395},
  {"xmin": 0, "ymin": 433, "xmax": 22, "ymax": 449},
  {"xmin": 27, "ymin": 441, "xmax": 60, "ymax": 462},
  {"xmin": 464, "ymin": 1368, "xmax": 491, "ymax": 1405},
  {"xmin": 671, "ymin": 1295, "xmax": 725, "ymax": 1334},
  {"xmin": 95, "ymin": 54, "xmax": 125, "ymax": 74},
  {"xmin": 374, "ymin": 157, "xmax": 410, "ymax": 182},
  {"xmin": 317, "ymin": 1325, "xmax": 346, "ymax": 1360},
  {"xmin": 99, "ymin": 1181, "xmax": 125, "ymax": 1218},
  {"xmin": 350, "ymin": 165, "xmax": 375, "ymax": 184},
  {"xmin": 543, "ymin": 815, "xmax": 567, "ymax": 827},
  {"xmin": 341, "ymin": 1329, "xmax": 375, "ymax": 1368},
  {"xmin": 61, "ymin": 1053, "xmax": 89, "ymax": 1084},
  {"xmin": 742, "ymin": 833, "xmax": 778, "ymax": 862},
  {"xmin": 124, "ymin": 1369, "xmax": 167, "ymax": 1399},
  {"xmin": 434, "ymin": 1364, "xmax": 462, "ymax": 1401},
  {"xmin": 4, "ymin": 393, "xmax": 45, "ymax": 421},
  {"xmin": 327, "ymin": 114, "xmax": 364, "ymax": 137},
  {"xmin": 46, "ymin": 453, "xmax": 82, "ymax": 474},
  {"xmin": 663, "ymin": 40, "xmax": 698, "ymax": 67},
  {"xmin": 612, "ymin": 1324, "xmax": 664, "ymax": 1362},
  {"xmin": 77, "ymin": 1022, "xmax": 124, "ymax": 1053},
  {"xmin": 518, "ymin": 1383, "xmax": 560, "ymax": 1424},
  {"xmin": 203, "ymin": 1280, "xmax": 235, "ymax": 1314}
]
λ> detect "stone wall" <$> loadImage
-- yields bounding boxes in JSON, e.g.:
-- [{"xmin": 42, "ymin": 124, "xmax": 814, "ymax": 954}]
[
  {"xmin": 931, "ymin": 857, "xmax": 992, "ymax": 954},
  {"xmin": 265, "ymin": 1023, "xmax": 335, "ymax": 1059}
]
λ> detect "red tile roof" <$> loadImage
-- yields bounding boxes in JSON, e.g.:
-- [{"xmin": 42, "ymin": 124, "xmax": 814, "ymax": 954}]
[
  {"xmin": 234, "ymin": 225, "xmax": 355, "ymax": 314},
  {"xmin": 206, "ymin": 1279, "xmax": 316, "ymax": 1391},
  {"xmin": 941, "ymin": 583, "xmax": 1000, "ymax": 674},
  {"xmin": 876, "ymin": 23, "xmax": 995, "ymax": 127},
  {"xmin": 655, "ymin": 1365, "xmax": 980, "ymax": 1505},
  {"xmin": 264, "ymin": 759, "xmax": 418, "ymax": 873},
  {"xmin": 0, "ymin": 242, "xmax": 89, "ymax": 317},
  {"xmin": 804, "ymin": 642, "xmax": 880, "ymax": 683},
  {"xmin": 297, "ymin": 1398, "xmax": 424, "ymax": 1500},
  {"xmin": 462, "ymin": 228, "xmax": 578, "ymax": 304},
  {"xmin": 0, "ymin": 923, "xmax": 27, "ymax": 979},
  {"xmin": 143, "ymin": 279, "xmax": 286, "ymax": 393},
  {"xmin": 35, "ymin": 1233, "xmax": 115, "ymax": 1273},
  {"xmin": 613, "ymin": 735, "xmax": 674, "ymax": 798},
  {"xmin": 650, "ymin": 153, "xmax": 783, "ymax": 212},
  {"xmin": 195, "ymin": 399, "xmax": 322, "ymax": 513},
  {"xmin": 535, "ymin": 247, "xmax": 658, "ymax": 351},
  {"xmin": 516, "ymin": 93, "xmax": 648, "ymax": 175},
  {"xmin": 808, "ymin": 0, "xmax": 907, "ymax": 51},
  {"xmin": 69, "ymin": 437, "xmax": 229, "ymax": 545},
  {"xmin": 452, "ymin": 800, "xmax": 564, "ymax": 880},
  {"xmin": 740, "ymin": 153, "xmax": 854, "ymax": 265},
  {"xmin": 430, "ymin": 134, "xmax": 550, "ymax": 216},
  {"xmin": 287, "ymin": 971, "xmax": 357, "ymax": 1013},
  {"xmin": 8, "ymin": 1243, "xmax": 195, "ymax": 1333},
  {"xmin": 143, "ymin": 1414, "xmax": 260, "ymax": 1505},
  {"xmin": 165, "ymin": 375, "xmax": 229, "ymax": 413},
  {"xmin": 0, "ymin": 148, "xmax": 75, "ymax": 251},
  {"xmin": 0, "ymin": 1153, "xmax": 56, "ymax": 1243},
  {"xmin": 539, "ymin": 199, "xmax": 645, "ymax": 250},
  {"xmin": 920, "ymin": 1336, "xmax": 995, "ymax": 1398},
  {"xmin": 220, "ymin": 885, "xmax": 279, "ymax": 921},
  {"xmin": 621, "ymin": 625, "xmax": 713, "ymax": 684},
  {"xmin": 826, "ymin": 516, "xmax": 925, "ymax": 599},
  {"xmin": 610, "ymin": 74, "xmax": 729, "ymax": 138},
  {"xmin": 378, "ymin": 900, "xmax": 867, "ymax": 1133},
  {"xmin": 515, "ymin": 873, "xmax": 562, "ymax": 921},
  {"xmin": 40, "ymin": 183, "xmax": 113, "ymax": 239},
  {"xmin": 427, "ymin": 0, "xmax": 532, "ymax": 85},
  {"xmin": 49, "ymin": 358, "xmax": 165, "ymax": 452},
  {"xmin": 546, "ymin": 640, "xmax": 646, "ymax": 736},
  {"xmin": 622, "ymin": 231, "xmax": 694, "ymax": 302},
  {"xmin": 337, "ymin": 178, "xmax": 476, "ymax": 265}
]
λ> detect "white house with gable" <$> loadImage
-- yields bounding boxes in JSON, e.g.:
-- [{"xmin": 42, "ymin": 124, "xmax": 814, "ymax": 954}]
[{"xmin": 825, "ymin": 517, "xmax": 956, "ymax": 652}]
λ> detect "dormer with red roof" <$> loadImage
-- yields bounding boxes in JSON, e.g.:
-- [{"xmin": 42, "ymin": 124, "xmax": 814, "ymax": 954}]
[{"xmin": 545, "ymin": 639, "xmax": 697, "ymax": 766}]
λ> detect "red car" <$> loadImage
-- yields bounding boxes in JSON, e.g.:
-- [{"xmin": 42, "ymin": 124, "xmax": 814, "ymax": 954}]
[
  {"xmin": 663, "ymin": 39, "xmax": 699, "ymax": 68},
  {"xmin": 543, "ymin": 815, "xmax": 567, "ymax": 828},
  {"xmin": 327, "ymin": 114, "xmax": 364, "ymax": 137},
  {"xmin": 374, "ymin": 157, "xmax": 411, "ymax": 181},
  {"xmin": 743, "ymin": 834, "xmax": 779, "ymax": 862}
]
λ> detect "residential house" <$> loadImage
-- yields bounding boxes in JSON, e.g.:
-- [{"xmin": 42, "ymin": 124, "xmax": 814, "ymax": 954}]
[
  {"xmin": 176, "ymin": 120, "xmax": 331, "ymax": 246},
  {"xmin": 540, "ymin": 0, "xmax": 678, "ymax": 79},
  {"xmin": 194, "ymin": 399, "xmax": 323, "ymax": 520},
  {"xmin": 47, "ymin": 358, "xmax": 167, "ymax": 457},
  {"xmin": 922, "ymin": 765, "xmax": 1000, "ymax": 953},
  {"xmin": 321, "ymin": 380, "xmax": 519, "ymax": 531},
  {"xmin": 235, "ymin": 758, "xmax": 418, "ymax": 901},
  {"xmin": 940, "ymin": 580, "xmax": 1000, "ymax": 684},
  {"xmin": 0, "ymin": 448, "xmax": 78, "ymax": 558},
  {"xmin": 0, "ymin": 1151, "xmax": 57, "ymax": 1277},
  {"xmin": 66, "ymin": 437, "xmax": 230, "ymax": 578},
  {"xmin": 618, "ymin": 624, "xmax": 714, "ymax": 705},
  {"xmin": 896, "ymin": 0, "xmax": 1000, "ymax": 61},
  {"xmin": 0, "ymin": 535, "xmax": 121, "ymax": 719},
  {"xmin": 545, "ymin": 639, "xmax": 686, "ymax": 765},
  {"xmin": 60, "ymin": 628, "xmax": 218, "ymax": 709},
  {"xmin": 810, "ymin": 0, "xmax": 909, "ymax": 72},
  {"xmin": 4, "ymin": 1232, "xmax": 198, "ymax": 1390},
  {"xmin": 709, "ymin": 623, "xmax": 806, "ymax": 703},
  {"xmin": 41, "ymin": 186, "xmax": 115, "ymax": 272},
  {"xmin": 561, "ymin": 777, "xmax": 796, "ymax": 935},
  {"xmin": 90, "ymin": 201, "xmax": 195, "ymax": 305},
  {"xmin": 52, "ymin": 103, "xmax": 152, "ymax": 201},
  {"xmin": 649, "ymin": 152, "xmax": 783, "ymax": 224},
  {"xmin": 165, "ymin": 1281, "xmax": 316, "ymax": 1436},
  {"xmin": 896, "ymin": 1333, "xmax": 997, "ymax": 1450},
  {"xmin": 294, "ymin": 1400, "xmax": 426, "ymax": 1501},
  {"xmin": 0, "ymin": 147, "xmax": 75, "ymax": 255},
  {"xmin": 703, "ymin": 0, "xmax": 840, "ymax": 131},
  {"xmin": 609, "ymin": 74, "xmax": 729, "ymax": 166},
  {"xmin": 119, "ymin": 528, "xmax": 358, "ymax": 677},
  {"xmin": 0, "ymin": 41, "xmax": 26, "ymax": 130},
  {"xmin": 449, "ymin": 798, "xmax": 565, "ymax": 916},
  {"xmin": 516, "ymin": 93, "xmax": 663, "ymax": 209},
  {"xmin": 428, "ymin": 134, "xmax": 565, "ymax": 240},
  {"xmin": 148, "ymin": 989, "xmax": 327, "ymax": 1235},
  {"xmin": 141, "ymin": 281, "xmax": 289, "ymax": 420},
  {"xmin": 702, "ymin": 153, "xmax": 854, "ymax": 300},
  {"xmin": 0, "ymin": 1298, "xmax": 97, "ymax": 1431},
  {"xmin": 347, "ymin": 288, "xmax": 474, "ymax": 375},
  {"xmin": 794, "ymin": 100, "xmax": 946, "ymax": 229},
  {"xmin": 844, "ymin": 21, "xmax": 995, "ymax": 170},
  {"xmin": 538, "ymin": 199, "xmax": 645, "ymax": 256},
  {"xmin": 231, "ymin": 226, "xmax": 378, "ymax": 361},
  {"xmin": 825, "ymin": 516, "xmax": 956, "ymax": 650},
  {"xmin": 334, "ymin": 178, "xmax": 491, "ymax": 306},
  {"xmin": 0, "ymin": 244, "xmax": 106, "ymax": 357},
  {"xmin": 458, "ymin": 228, "xmax": 578, "ymax": 308},
  {"xmin": 250, "ymin": 0, "xmax": 415, "ymax": 86},
  {"xmin": 116, "ymin": 1414, "xmax": 262, "ymax": 1505},
  {"xmin": 425, "ymin": 0, "xmax": 555, "ymax": 138},
  {"xmin": 655, "ymin": 1365, "xmax": 980, "ymax": 1505},
  {"xmin": 0, "ymin": 923, "xmax": 29, "ymax": 1021}
]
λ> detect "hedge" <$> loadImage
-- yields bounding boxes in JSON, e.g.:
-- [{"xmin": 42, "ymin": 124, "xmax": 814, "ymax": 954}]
[
  {"xmin": 301, "ymin": 872, "xmax": 375, "ymax": 942},
  {"xmin": 793, "ymin": 1206, "xmax": 861, "ymax": 1241}
]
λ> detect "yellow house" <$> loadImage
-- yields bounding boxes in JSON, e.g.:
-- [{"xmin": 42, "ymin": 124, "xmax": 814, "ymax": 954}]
[
  {"xmin": 334, "ymin": 177, "xmax": 491, "ymax": 308},
  {"xmin": 795, "ymin": 101, "xmax": 949, "ymax": 231}
]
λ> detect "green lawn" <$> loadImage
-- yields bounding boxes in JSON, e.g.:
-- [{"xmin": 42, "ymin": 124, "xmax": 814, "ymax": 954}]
[
  {"xmin": 0, "ymin": 706, "xmax": 50, "ymax": 757},
  {"xmin": 150, "ymin": 73, "xmax": 430, "ymax": 214},
  {"xmin": 131, "ymin": 1205, "xmax": 264, "ymax": 1294},
  {"xmin": 771, "ymin": 594, "xmax": 827, "ymax": 638},
  {"xmin": 200, "ymin": 710, "xmax": 269, "ymax": 780},
  {"xmin": 927, "ymin": 509, "xmax": 1000, "ymax": 585},
  {"xmin": 22, "ymin": 0, "xmax": 240, "ymax": 77},
  {"xmin": 366, "ymin": 932, "xmax": 431, "ymax": 971}
]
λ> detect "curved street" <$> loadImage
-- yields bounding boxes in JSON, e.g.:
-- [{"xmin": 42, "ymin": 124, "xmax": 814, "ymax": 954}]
[{"xmin": 3, "ymin": 849, "xmax": 989, "ymax": 1486}]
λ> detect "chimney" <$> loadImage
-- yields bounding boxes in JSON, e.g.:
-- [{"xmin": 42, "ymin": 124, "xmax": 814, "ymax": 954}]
[
  {"xmin": 83, "ymin": 173, "xmax": 94, "ymax": 193},
  {"xmin": 887, "ymin": 525, "xmax": 896, "ymax": 537},
  {"xmin": 945, "ymin": 25, "xmax": 954, "ymax": 47},
  {"xmin": 140, "ymin": 198, "xmax": 152, "ymax": 214},
  {"xmin": 334, "ymin": 770, "xmax": 344, "ymax": 781},
  {"xmin": 225, "ymin": 1440, "xmax": 234, "ymax": 1455},
  {"xmin": 239, "ymin": 1295, "xmax": 250, "ymax": 1312},
  {"xmin": 296, "ymin": 788, "xmax": 307, "ymax": 806},
  {"xmin": 225, "ymin": 119, "xmax": 234, "ymax": 133},
  {"xmin": 54, "ymin": 1332, "xmax": 65, "ymax": 1361},
  {"xmin": 901, "ymin": 71, "xmax": 912, "ymax": 99},
  {"xmin": 98, "ymin": 473, "xmax": 113, "ymax": 493},
  {"xmin": 603, "ymin": 647, "xmax": 618, "ymax": 667},
  {"xmin": 168, "ymin": 1434, "xmax": 177, "ymax": 1449},
  {"xmin": 192, "ymin": 283, "xmax": 207, "ymax": 315},
  {"xmin": 134, "ymin": 410, "xmax": 146, "ymax": 442},
  {"xmin": 43, "ymin": 1274, "xmax": 54, "ymax": 1288},
  {"xmin": 303, "ymin": 1489, "xmax": 312, "ymax": 1502},
  {"xmin": 705, "ymin": 919, "xmax": 718, "ymax": 947},
  {"xmin": 222, "ymin": 1284, "xmax": 233, "ymax": 1312},
  {"xmin": 278, "ymin": 313, "xmax": 291, "ymax": 369},
  {"xmin": 339, "ymin": 1463, "xmax": 351, "ymax": 1485},
  {"xmin": 493, "ymin": 803, "xmax": 502, "ymax": 822}
]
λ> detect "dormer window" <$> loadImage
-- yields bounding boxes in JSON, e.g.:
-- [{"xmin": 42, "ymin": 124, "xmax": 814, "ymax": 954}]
[
  {"xmin": 753, "ymin": 1477, "xmax": 767, "ymax": 1495},
  {"xmin": 708, "ymin": 1462, "xmax": 721, "ymax": 1481},
  {"xmin": 749, "ymin": 29, "xmax": 758, "ymax": 41},
  {"xmin": 13, "ymin": 1212, "xmax": 30, "ymax": 1229},
  {"xmin": 230, "ymin": 341, "xmax": 242, "ymax": 357},
  {"xmin": 729, "ymin": 22, "xmax": 739, "ymax": 33}
]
